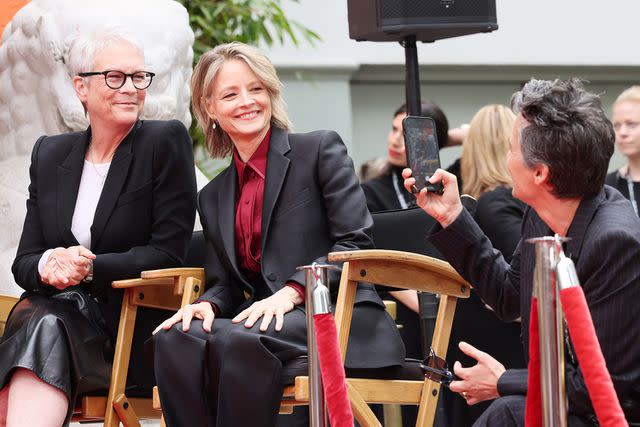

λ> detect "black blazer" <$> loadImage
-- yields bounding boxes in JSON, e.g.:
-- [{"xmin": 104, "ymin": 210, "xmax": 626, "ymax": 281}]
[
  {"xmin": 12, "ymin": 120, "xmax": 197, "ymax": 306},
  {"xmin": 430, "ymin": 187, "xmax": 640, "ymax": 422},
  {"xmin": 197, "ymin": 127, "xmax": 405, "ymax": 368}
]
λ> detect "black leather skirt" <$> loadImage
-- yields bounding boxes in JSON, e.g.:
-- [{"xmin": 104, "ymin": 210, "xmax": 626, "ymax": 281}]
[{"xmin": 0, "ymin": 289, "xmax": 112, "ymax": 412}]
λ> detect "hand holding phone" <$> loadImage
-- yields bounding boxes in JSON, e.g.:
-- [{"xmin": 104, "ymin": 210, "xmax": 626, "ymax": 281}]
[{"xmin": 402, "ymin": 116, "xmax": 444, "ymax": 194}]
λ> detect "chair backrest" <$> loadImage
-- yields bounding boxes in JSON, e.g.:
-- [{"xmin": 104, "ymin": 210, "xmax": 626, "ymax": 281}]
[
  {"xmin": 184, "ymin": 230, "xmax": 206, "ymax": 268},
  {"xmin": 371, "ymin": 207, "xmax": 442, "ymax": 259},
  {"xmin": 371, "ymin": 207, "xmax": 445, "ymax": 358},
  {"xmin": 328, "ymin": 249, "xmax": 470, "ymax": 427}
]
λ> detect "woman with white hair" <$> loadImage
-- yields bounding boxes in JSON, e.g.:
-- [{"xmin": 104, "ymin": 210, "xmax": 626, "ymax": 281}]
[{"xmin": 0, "ymin": 28, "xmax": 196, "ymax": 426}]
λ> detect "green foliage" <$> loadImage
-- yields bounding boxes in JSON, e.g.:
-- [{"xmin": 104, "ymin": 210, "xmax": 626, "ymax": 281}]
[
  {"xmin": 176, "ymin": 0, "xmax": 321, "ymax": 178},
  {"xmin": 180, "ymin": 0, "xmax": 321, "ymax": 63}
]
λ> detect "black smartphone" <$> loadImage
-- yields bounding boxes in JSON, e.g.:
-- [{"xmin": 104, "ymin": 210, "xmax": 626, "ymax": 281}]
[{"xmin": 402, "ymin": 115, "xmax": 444, "ymax": 194}]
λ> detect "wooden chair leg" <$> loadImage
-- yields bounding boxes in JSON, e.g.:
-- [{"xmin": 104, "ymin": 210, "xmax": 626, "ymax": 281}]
[
  {"xmin": 113, "ymin": 394, "xmax": 142, "ymax": 427},
  {"xmin": 334, "ymin": 262, "xmax": 357, "ymax": 362},
  {"xmin": 416, "ymin": 295, "xmax": 457, "ymax": 427},
  {"xmin": 348, "ymin": 382, "xmax": 382, "ymax": 427},
  {"xmin": 104, "ymin": 289, "xmax": 139, "ymax": 427}
]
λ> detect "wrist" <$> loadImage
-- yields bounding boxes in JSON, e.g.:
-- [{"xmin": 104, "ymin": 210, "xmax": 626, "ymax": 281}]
[
  {"xmin": 83, "ymin": 258, "xmax": 94, "ymax": 283},
  {"xmin": 284, "ymin": 284, "xmax": 304, "ymax": 305},
  {"xmin": 440, "ymin": 205, "xmax": 463, "ymax": 228}
]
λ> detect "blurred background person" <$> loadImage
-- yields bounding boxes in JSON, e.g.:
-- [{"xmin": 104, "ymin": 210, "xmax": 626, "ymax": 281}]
[
  {"xmin": 606, "ymin": 86, "xmax": 640, "ymax": 216},
  {"xmin": 444, "ymin": 104, "xmax": 526, "ymax": 427},
  {"xmin": 0, "ymin": 28, "xmax": 196, "ymax": 426},
  {"xmin": 152, "ymin": 42, "xmax": 403, "ymax": 427},
  {"xmin": 361, "ymin": 101, "xmax": 451, "ymax": 214}
]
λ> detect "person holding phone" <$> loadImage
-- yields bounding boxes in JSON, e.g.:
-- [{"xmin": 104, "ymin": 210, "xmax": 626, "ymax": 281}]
[
  {"xmin": 151, "ymin": 42, "xmax": 404, "ymax": 427},
  {"xmin": 445, "ymin": 104, "xmax": 526, "ymax": 427},
  {"xmin": 404, "ymin": 78, "xmax": 640, "ymax": 426}
]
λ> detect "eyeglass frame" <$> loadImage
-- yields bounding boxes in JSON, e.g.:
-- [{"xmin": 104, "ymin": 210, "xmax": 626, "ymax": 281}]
[
  {"xmin": 419, "ymin": 347, "xmax": 458, "ymax": 387},
  {"xmin": 77, "ymin": 70, "xmax": 156, "ymax": 90}
]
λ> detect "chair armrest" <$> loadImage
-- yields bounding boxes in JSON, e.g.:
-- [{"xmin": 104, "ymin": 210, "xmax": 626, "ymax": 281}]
[
  {"xmin": 112, "ymin": 268, "xmax": 205, "ymax": 306},
  {"xmin": 141, "ymin": 267, "xmax": 204, "ymax": 281},
  {"xmin": 328, "ymin": 249, "xmax": 471, "ymax": 298},
  {"xmin": 111, "ymin": 277, "xmax": 174, "ymax": 289}
]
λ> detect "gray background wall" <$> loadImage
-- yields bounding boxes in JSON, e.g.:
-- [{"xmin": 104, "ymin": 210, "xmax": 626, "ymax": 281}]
[{"xmin": 262, "ymin": 0, "xmax": 640, "ymax": 172}]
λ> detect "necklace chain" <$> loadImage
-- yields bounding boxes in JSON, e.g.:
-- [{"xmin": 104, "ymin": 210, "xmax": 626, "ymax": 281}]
[{"xmin": 88, "ymin": 139, "xmax": 110, "ymax": 186}]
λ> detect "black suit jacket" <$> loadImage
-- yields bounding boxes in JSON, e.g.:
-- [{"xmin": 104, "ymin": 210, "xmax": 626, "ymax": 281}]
[
  {"xmin": 197, "ymin": 127, "xmax": 405, "ymax": 368},
  {"xmin": 12, "ymin": 120, "xmax": 197, "ymax": 313},
  {"xmin": 430, "ymin": 186, "xmax": 640, "ymax": 421}
]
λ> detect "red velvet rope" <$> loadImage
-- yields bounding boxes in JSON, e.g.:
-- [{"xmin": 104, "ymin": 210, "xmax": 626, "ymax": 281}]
[
  {"xmin": 525, "ymin": 297, "xmax": 542, "ymax": 427},
  {"xmin": 313, "ymin": 313, "xmax": 354, "ymax": 427},
  {"xmin": 559, "ymin": 287, "xmax": 627, "ymax": 426},
  {"xmin": 526, "ymin": 288, "xmax": 627, "ymax": 426}
]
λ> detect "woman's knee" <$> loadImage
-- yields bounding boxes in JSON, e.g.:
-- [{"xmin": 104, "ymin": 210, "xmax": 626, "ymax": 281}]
[{"xmin": 0, "ymin": 384, "xmax": 8, "ymax": 426}]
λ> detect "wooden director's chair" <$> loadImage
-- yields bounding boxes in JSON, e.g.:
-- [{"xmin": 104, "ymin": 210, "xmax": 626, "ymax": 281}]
[
  {"xmin": 72, "ymin": 267, "xmax": 204, "ymax": 427},
  {"xmin": 0, "ymin": 268, "xmax": 204, "ymax": 427},
  {"xmin": 151, "ymin": 248, "xmax": 469, "ymax": 427}
]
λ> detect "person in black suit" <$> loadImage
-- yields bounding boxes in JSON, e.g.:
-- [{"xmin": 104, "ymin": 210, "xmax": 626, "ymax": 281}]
[
  {"xmin": 0, "ymin": 29, "xmax": 196, "ymax": 426},
  {"xmin": 444, "ymin": 104, "xmax": 526, "ymax": 426},
  {"xmin": 404, "ymin": 78, "xmax": 640, "ymax": 425},
  {"xmin": 152, "ymin": 42, "xmax": 404, "ymax": 427}
]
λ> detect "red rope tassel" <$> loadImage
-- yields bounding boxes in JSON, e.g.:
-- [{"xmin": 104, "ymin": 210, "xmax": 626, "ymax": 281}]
[
  {"xmin": 525, "ymin": 297, "xmax": 542, "ymax": 427},
  {"xmin": 559, "ymin": 287, "xmax": 627, "ymax": 426},
  {"xmin": 313, "ymin": 313, "xmax": 354, "ymax": 427}
]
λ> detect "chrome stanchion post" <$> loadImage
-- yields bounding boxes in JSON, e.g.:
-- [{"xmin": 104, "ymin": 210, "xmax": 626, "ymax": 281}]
[
  {"xmin": 527, "ymin": 236, "xmax": 568, "ymax": 427},
  {"xmin": 297, "ymin": 263, "xmax": 337, "ymax": 427}
]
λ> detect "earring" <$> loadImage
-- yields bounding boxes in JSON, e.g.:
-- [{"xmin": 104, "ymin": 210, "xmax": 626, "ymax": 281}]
[{"xmin": 212, "ymin": 121, "xmax": 217, "ymax": 130}]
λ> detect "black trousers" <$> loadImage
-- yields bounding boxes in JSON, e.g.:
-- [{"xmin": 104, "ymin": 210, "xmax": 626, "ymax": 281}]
[
  {"xmin": 153, "ymin": 309, "xmax": 307, "ymax": 427},
  {"xmin": 473, "ymin": 395, "xmax": 595, "ymax": 427}
]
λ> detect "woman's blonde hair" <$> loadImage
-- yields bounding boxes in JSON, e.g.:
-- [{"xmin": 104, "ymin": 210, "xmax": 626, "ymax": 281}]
[
  {"xmin": 614, "ymin": 85, "xmax": 640, "ymax": 107},
  {"xmin": 191, "ymin": 42, "xmax": 292, "ymax": 158},
  {"xmin": 461, "ymin": 104, "xmax": 516, "ymax": 199}
]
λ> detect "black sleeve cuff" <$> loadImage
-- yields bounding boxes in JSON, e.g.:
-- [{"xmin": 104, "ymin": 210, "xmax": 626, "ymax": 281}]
[{"xmin": 497, "ymin": 368, "xmax": 528, "ymax": 396}]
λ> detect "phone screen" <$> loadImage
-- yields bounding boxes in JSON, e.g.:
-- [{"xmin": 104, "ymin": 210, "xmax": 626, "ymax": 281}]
[{"xmin": 402, "ymin": 116, "xmax": 443, "ymax": 194}]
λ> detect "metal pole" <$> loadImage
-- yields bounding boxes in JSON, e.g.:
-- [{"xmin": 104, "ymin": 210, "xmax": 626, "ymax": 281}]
[
  {"xmin": 403, "ymin": 35, "xmax": 421, "ymax": 116},
  {"xmin": 527, "ymin": 236, "xmax": 568, "ymax": 427},
  {"xmin": 298, "ymin": 263, "xmax": 337, "ymax": 427}
]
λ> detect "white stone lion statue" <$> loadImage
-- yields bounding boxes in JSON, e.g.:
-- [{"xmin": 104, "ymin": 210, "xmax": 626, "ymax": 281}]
[{"xmin": 0, "ymin": 0, "xmax": 205, "ymax": 296}]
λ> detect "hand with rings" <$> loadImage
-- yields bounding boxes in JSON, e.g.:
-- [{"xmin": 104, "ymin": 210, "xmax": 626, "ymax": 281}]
[
  {"xmin": 448, "ymin": 341, "xmax": 505, "ymax": 406},
  {"xmin": 232, "ymin": 286, "xmax": 302, "ymax": 332}
]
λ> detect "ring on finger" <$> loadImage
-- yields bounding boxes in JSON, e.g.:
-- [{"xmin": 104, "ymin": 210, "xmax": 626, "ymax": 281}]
[{"xmin": 462, "ymin": 391, "xmax": 468, "ymax": 399}]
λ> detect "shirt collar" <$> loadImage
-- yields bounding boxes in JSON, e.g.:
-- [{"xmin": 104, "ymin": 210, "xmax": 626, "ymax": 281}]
[{"xmin": 234, "ymin": 127, "xmax": 271, "ymax": 182}]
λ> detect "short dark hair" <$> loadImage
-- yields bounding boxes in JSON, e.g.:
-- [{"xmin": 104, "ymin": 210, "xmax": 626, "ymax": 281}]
[
  {"xmin": 395, "ymin": 101, "xmax": 449, "ymax": 149},
  {"xmin": 511, "ymin": 78, "xmax": 615, "ymax": 199}
]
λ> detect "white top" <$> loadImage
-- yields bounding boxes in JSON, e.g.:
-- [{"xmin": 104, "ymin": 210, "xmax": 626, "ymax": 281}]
[{"xmin": 37, "ymin": 160, "xmax": 110, "ymax": 274}]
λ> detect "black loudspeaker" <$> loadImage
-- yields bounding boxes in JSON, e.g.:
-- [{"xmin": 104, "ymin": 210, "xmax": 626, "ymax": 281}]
[{"xmin": 347, "ymin": 0, "xmax": 498, "ymax": 42}]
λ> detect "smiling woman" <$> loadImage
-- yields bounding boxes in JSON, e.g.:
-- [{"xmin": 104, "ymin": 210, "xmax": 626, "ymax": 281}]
[
  {"xmin": 151, "ymin": 42, "xmax": 404, "ymax": 427},
  {"xmin": 205, "ymin": 59, "xmax": 273, "ymax": 159},
  {"xmin": 0, "ymin": 27, "xmax": 196, "ymax": 427}
]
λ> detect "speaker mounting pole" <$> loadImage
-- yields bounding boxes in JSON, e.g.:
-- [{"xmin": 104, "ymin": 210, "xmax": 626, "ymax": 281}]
[{"xmin": 403, "ymin": 35, "xmax": 421, "ymax": 117}]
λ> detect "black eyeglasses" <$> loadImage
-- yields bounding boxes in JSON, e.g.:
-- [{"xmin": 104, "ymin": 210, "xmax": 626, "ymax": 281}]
[
  {"xmin": 419, "ymin": 348, "xmax": 457, "ymax": 386},
  {"xmin": 77, "ymin": 70, "xmax": 155, "ymax": 90}
]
